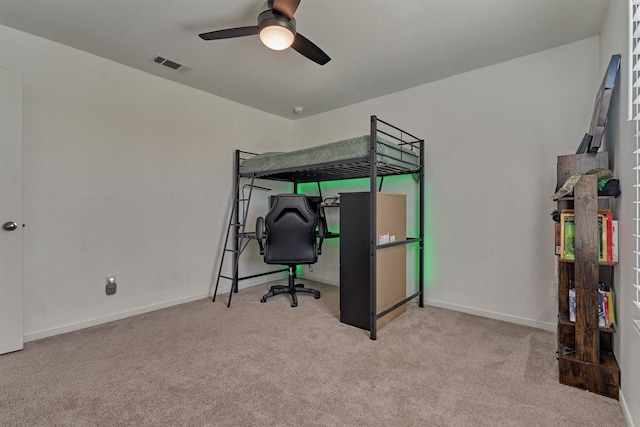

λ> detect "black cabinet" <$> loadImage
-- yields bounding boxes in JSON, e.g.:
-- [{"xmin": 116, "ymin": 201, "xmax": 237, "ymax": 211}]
[{"xmin": 339, "ymin": 192, "xmax": 407, "ymax": 331}]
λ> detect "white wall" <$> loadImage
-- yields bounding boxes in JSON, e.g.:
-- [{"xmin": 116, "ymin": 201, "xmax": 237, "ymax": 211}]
[
  {"xmin": 0, "ymin": 25, "xmax": 292, "ymax": 340},
  {"xmin": 600, "ymin": 1, "xmax": 639, "ymax": 425},
  {"xmin": 292, "ymin": 37, "xmax": 601, "ymax": 330},
  {"xmin": 3, "ymin": 14, "xmax": 635, "ymax": 423}
]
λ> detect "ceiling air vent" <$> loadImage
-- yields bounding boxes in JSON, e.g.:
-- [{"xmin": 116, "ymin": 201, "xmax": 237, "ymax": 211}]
[{"xmin": 151, "ymin": 55, "xmax": 192, "ymax": 74}]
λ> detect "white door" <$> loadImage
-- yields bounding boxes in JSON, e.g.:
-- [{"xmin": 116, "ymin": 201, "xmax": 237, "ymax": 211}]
[{"xmin": 0, "ymin": 67, "xmax": 24, "ymax": 354}]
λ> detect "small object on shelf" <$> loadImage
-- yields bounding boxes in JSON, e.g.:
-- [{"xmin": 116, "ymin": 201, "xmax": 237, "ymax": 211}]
[
  {"xmin": 598, "ymin": 178, "xmax": 620, "ymax": 197},
  {"xmin": 320, "ymin": 196, "xmax": 340, "ymax": 207},
  {"xmin": 553, "ymin": 173, "xmax": 582, "ymax": 200},
  {"xmin": 552, "ymin": 168, "xmax": 613, "ymax": 200}
]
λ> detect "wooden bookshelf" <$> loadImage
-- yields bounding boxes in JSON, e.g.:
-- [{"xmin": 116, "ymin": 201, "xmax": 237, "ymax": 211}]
[{"xmin": 555, "ymin": 152, "xmax": 619, "ymax": 399}]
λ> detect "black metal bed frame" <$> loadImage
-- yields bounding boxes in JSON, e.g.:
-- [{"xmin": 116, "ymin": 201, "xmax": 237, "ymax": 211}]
[{"xmin": 213, "ymin": 115, "xmax": 424, "ymax": 340}]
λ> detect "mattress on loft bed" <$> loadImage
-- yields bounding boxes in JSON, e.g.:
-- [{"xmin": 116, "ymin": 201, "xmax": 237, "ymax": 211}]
[{"xmin": 241, "ymin": 135, "xmax": 420, "ymax": 175}]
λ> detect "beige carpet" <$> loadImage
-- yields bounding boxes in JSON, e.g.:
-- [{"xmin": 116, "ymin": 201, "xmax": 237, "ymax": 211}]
[{"xmin": 0, "ymin": 281, "xmax": 627, "ymax": 426}]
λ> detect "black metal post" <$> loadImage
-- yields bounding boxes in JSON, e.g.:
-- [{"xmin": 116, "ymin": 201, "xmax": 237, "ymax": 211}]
[
  {"xmin": 419, "ymin": 139, "xmax": 424, "ymax": 308},
  {"xmin": 232, "ymin": 150, "xmax": 241, "ymax": 295},
  {"xmin": 369, "ymin": 115, "xmax": 378, "ymax": 340}
]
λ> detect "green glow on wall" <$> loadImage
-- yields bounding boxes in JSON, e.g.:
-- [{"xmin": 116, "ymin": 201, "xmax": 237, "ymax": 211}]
[
  {"xmin": 296, "ymin": 177, "xmax": 375, "ymax": 196},
  {"xmin": 297, "ymin": 174, "xmax": 434, "ymax": 290},
  {"xmin": 422, "ymin": 185, "xmax": 435, "ymax": 287}
]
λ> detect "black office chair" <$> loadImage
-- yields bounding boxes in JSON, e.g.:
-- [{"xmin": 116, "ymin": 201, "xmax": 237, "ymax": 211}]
[{"xmin": 255, "ymin": 194, "xmax": 326, "ymax": 307}]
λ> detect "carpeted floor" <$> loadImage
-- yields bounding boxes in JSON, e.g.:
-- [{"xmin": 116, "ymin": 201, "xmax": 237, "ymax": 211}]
[{"xmin": 0, "ymin": 281, "xmax": 627, "ymax": 426}]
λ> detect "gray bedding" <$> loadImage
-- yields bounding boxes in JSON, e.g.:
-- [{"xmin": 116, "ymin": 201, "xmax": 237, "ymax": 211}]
[{"xmin": 241, "ymin": 135, "xmax": 419, "ymax": 175}]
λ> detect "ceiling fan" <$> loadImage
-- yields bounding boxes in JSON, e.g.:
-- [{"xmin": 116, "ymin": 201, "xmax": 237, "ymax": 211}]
[{"xmin": 198, "ymin": 0, "xmax": 331, "ymax": 65}]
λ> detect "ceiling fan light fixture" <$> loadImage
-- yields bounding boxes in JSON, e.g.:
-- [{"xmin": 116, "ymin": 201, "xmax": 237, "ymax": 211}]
[
  {"xmin": 259, "ymin": 25, "xmax": 294, "ymax": 50},
  {"xmin": 257, "ymin": 10, "xmax": 296, "ymax": 51}
]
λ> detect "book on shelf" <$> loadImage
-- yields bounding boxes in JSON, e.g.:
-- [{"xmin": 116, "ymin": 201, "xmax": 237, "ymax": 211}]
[
  {"xmin": 597, "ymin": 213, "xmax": 608, "ymax": 263},
  {"xmin": 607, "ymin": 290, "xmax": 616, "ymax": 327},
  {"xmin": 597, "ymin": 209, "xmax": 612, "ymax": 263},
  {"xmin": 558, "ymin": 209, "xmax": 616, "ymax": 263},
  {"xmin": 598, "ymin": 288, "xmax": 606, "ymax": 328},
  {"xmin": 603, "ymin": 291, "xmax": 610, "ymax": 327},
  {"xmin": 597, "ymin": 214, "xmax": 603, "ymax": 262},
  {"xmin": 568, "ymin": 280, "xmax": 576, "ymax": 322},
  {"xmin": 599, "ymin": 285, "xmax": 618, "ymax": 328},
  {"xmin": 567, "ymin": 282, "xmax": 615, "ymax": 328},
  {"xmin": 611, "ymin": 220, "xmax": 618, "ymax": 262},
  {"xmin": 603, "ymin": 210, "xmax": 613, "ymax": 262},
  {"xmin": 560, "ymin": 210, "xmax": 575, "ymax": 261}
]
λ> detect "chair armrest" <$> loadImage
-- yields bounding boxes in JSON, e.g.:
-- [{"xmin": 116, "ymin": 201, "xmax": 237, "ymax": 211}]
[
  {"xmin": 255, "ymin": 217, "xmax": 265, "ymax": 255},
  {"xmin": 317, "ymin": 216, "xmax": 326, "ymax": 255}
]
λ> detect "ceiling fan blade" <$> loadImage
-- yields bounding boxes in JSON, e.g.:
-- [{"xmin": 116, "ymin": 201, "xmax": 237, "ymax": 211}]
[
  {"xmin": 270, "ymin": 0, "xmax": 300, "ymax": 19},
  {"xmin": 199, "ymin": 26, "xmax": 259, "ymax": 41},
  {"xmin": 291, "ymin": 33, "xmax": 331, "ymax": 65}
]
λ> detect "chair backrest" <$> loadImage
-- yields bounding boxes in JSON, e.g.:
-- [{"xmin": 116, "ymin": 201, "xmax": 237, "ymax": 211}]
[{"xmin": 263, "ymin": 194, "xmax": 318, "ymax": 265}]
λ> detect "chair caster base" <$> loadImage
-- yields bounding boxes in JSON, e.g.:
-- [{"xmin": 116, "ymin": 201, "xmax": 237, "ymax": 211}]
[{"xmin": 260, "ymin": 281, "xmax": 320, "ymax": 307}]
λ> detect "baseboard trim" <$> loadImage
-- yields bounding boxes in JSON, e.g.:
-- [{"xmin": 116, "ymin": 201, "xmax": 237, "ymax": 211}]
[
  {"xmin": 299, "ymin": 274, "xmax": 339, "ymax": 286},
  {"xmin": 24, "ymin": 275, "xmax": 287, "ymax": 343},
  {"xmin": 216, "ymin": 271, "xmax": 288, "ymax": 294},
  {"xmin": 620, "ymin": 390, "xmax": 637, "ymax": 427},
  {"xmin": 24, "ymin": 292, "xmax": 211, "ymax": 342},
  {"xmin": 23, "ymin": 282, "xmax": 557, "ymax": 342},
  {"xmin": 424, "ymin": 298, "xmax": 556, "ymax": 332}
]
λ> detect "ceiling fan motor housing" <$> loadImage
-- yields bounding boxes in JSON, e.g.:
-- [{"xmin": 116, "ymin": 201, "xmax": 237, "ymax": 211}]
[{"xmin": 258, "ymin": 10, "xmax": 296, "ymax": 36}]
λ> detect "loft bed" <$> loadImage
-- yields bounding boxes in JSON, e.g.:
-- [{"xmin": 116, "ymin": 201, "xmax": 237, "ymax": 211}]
[
  {"xmin": 239, "ymin": 133, "xmax": 421, "ymax": 182},
  {"xmin": 213, "ymin": 115, "xmax": 424, "ymax": 340}
]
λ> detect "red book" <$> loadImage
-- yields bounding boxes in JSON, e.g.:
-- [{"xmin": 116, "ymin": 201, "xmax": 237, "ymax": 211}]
[{"xmin": 599, "ymin": 210, "xmax": 613, "ymax": 262}]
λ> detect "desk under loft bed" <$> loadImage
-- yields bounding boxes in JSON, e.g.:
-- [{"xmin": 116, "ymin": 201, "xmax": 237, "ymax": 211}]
[{"xmin": 213, "ymin": 115, "xmax": 424, "ymax": 340}]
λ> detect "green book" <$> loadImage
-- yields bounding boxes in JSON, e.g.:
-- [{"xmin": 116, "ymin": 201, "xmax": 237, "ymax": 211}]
[{"xmin": 563, "ymin": 215, "xmax": 575, "ymax": 261}]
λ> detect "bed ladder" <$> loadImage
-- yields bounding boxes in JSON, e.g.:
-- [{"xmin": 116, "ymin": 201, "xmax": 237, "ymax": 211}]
[{"xmin": 212, "ymin": 175, "xmax": 258, "ymax": 307}]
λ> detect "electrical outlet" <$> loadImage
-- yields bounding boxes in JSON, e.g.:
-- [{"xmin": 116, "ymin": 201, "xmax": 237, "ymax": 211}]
[{"xmin": 106, "ymin": 276, "xmax": 117, "ymax": 296}]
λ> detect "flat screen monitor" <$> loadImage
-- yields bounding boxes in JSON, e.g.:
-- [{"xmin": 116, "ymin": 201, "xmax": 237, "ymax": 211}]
[{"xmin": 576, "ymin": 54, "xmax": 621, "ymax": 154}]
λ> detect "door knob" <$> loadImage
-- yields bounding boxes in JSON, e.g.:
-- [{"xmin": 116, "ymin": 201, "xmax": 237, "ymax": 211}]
[{"xmin": 2, "ymin": 221, "xmax": 17, "ymax": 231}]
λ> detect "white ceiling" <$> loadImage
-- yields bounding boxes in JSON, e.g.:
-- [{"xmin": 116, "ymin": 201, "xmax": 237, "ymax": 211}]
[{"xmin": 0, "ymin": 0, "xmax": 610, "ymax": 119}]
